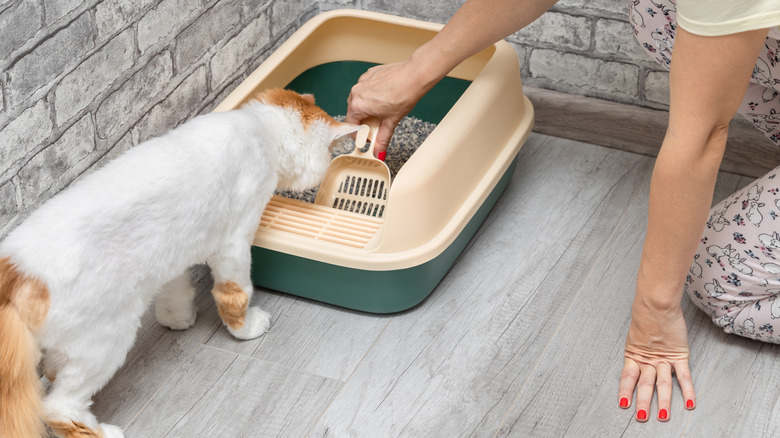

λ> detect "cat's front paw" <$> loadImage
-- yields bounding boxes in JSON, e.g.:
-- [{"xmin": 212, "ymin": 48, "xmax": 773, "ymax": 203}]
[
  {"xmin": 227, "ymin": 307, "xmax": 270, "ymax": 340},
  {"xmin": 155, "ymin": 302, "xmax": 197, "ymax": 330},
  {"xmin": 100, "ymin": 423, "xmax": 125, "ymax": 438}
]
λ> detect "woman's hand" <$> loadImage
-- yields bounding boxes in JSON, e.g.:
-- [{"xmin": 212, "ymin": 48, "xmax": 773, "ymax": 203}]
[
  {"xmin": 345, "ymin": 60, "xmax": 431, "ymax": 157},
  {"xmin": 345, "ymin": 0, "xmax": 560, "ymax": 159},
  {"xmin": 619, "ymin": 296, "xmax": 695, "ymax": 422}
]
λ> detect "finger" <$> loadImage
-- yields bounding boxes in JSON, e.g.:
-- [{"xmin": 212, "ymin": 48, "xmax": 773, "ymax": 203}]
[
  {"xmin": 344, "ymin": 109, "xmax": 363, "ymax": 126},
  {"xmin": 372, "ymin": 118, "xmax": 399, "ymax": 158},
  {"xmin": 635, "ymin": 365, "xmax": 656, "ymax": 422},
  {"xmin": 673, "ymin": 360, "xmax": 696, "ymax": 410},
  {"xmin": 345, "ymin": 93, "xmax": 365, "ymax": 126},
  {"xmin": 618, "ymin": 358, "xmax": 640, "ymax": 409},
  {"xmin": 655, "ymin": 362, "xmax": 673, "ymax": 422}
]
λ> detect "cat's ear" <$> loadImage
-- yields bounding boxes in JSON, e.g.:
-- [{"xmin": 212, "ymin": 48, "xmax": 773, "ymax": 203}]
[
  {"xmin": 301, "ymin": 94, "xmax": 316, "ymax": 104},
  {"xmin": 328, "ymin": 122, "xmax": 360, "ymax": 141}
]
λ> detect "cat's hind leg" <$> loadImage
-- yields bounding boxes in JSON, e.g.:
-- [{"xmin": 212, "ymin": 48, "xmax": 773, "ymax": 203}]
[
  {"xmin": 207, "ymin": 243, "xmax": 270, "ymax": 340},
  {"xmin": 42, "ymin": 336, "xmax": 134, "ymax": 437},
  {"xmin": 155, "ymin": 269, "xmax": 197, "ymax": 330}
]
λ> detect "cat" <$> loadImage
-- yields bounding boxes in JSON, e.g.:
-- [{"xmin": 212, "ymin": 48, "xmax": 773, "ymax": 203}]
[{"xmin": 0, "ymin": 88, "xmax": 359, "ymax": 438}]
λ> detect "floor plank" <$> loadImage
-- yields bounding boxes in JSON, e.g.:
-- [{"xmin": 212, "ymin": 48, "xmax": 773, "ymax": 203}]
[
  {"xmin": 125, "ymin": 346, "xmax": 343, "ymax": 438},
  {"xmin": 681, "ymin": 338, "xmax": 780, "ymax": 437},
  {"xmin": 205, "ymin": 290, "xmax": 391, "ymax": 381}
]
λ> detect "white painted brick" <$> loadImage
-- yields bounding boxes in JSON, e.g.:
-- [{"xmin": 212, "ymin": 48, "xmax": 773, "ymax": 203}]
[
  {"xmin": 95, "ymin": 0, "xmax": 151, "ymax": 41},
  {"xmin": 528, "ymin": 49, "xmax": 638, "ymax": 98},
  {"xmin": 175, "ymin": 0, "xmax": 241, "ymax": 72},
  {"xmin": 557, "ymin": 0, "xmax": 626, "ymax": 16},
  {"xmin": 137, "ymin": 0, "xmax": 206, "ymax": 55},
  {"xmin": 134, "ymin": 66, "xmax": 208, "ymax": 143},
  {"xmin": 645, "ymin": 70, "xmax": 669, "ymax": 106},
  {"xmin": 96, "ymin": 51, "xmax": 173, "ymax": 140},
  {"xmin": 241, "ymin": 0, "xmax": 272, "ymax": 20},
  {"xmin": 54, "ymin": 28, "xmax": 135, "ymax": 126},
  {"xmin": 509, "ymin": 42, "xmax": 529, "ymax": 67},
  {"xmin": 595, "ymin": 19, "xmax": 647, "ymax": 61},
  {"xmin": 0, "ymin": 1, "xmax": 43, "ymax": 62},
  {"xmin": 211, "ymin": 14, "xmax": 271, "ymax": 89},
  {"xmin": 6, "ymin": 13, "xmax": 93, "ymax": 107},
  {"xmin": 361, "ymin": 0, "xmax": 459, "ymax": 22},
  {"xmin": 511, "ymin": 12, "xmax": 591, "ymax": 52},
  {"xmin": 45, "ymin": 0, "xmax": 85, "ymax": 25},
  {"xmin": 19, "ymin": 115, "xmax": 95, "ymax": 207},
  {"xmin": 271, "ymin": 1, "xmax": 308, "ymax": 36},
  {"xmin": 0, "ymin": 100, "xmax": 53, "ymax": 178},
  {"xmin": 93, "ymin": 132, "xmax": 135, "ymax": 171},
  {"xmin": 0, "ymin": 179, "xmax": 17, "ymax": 232}
]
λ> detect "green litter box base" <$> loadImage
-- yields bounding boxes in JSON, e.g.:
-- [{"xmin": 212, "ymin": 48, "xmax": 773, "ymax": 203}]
[
  {"xmin": 250, "ymin": 61, "xmax": 514, "ymax": 313},
  {"xmin": 251, "ymin": 156, "xmax": 517, "ymax": 314}
]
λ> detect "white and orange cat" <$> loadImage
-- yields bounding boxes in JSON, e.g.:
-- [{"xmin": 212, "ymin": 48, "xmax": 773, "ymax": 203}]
[{"xmin": 0, "ymin": 88, "xmax": 358, "ymax": 438}]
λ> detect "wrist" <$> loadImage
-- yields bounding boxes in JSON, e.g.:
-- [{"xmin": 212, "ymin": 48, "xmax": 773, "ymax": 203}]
[
  {"xmin": 634, "ymin": 278, "xmax": 685, "ymax": 314},
  {"xmin": 408, "ymin": 44, "xmax": 457, "ymax": 90}
]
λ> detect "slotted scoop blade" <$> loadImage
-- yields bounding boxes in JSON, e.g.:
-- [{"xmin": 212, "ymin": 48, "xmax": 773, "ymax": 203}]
[{"xmin": 315, "ymin": 119, "xmax": 391, "ymax": 218}]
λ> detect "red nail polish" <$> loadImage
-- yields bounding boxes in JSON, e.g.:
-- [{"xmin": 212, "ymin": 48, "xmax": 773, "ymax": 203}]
[
  {"xmin": 658, "ymin": 409, "xmax": 668, "ymax": 420},
  {"xmin": 686, "ymin": 399, "xmax": 694, "ymax": 409},
  {"xmin": 377, "ymin": 151, "xmax": 386, "ymax": 161},
  {"xmin": 637, "ymin": 409, "xmax": 647, "ymax": 421},
  {"xmin": 619, "ymin": 397, "xmax": 629, "ymax": 408}
]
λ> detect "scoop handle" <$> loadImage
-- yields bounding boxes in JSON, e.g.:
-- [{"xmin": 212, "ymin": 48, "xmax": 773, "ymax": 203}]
[{"xmin": 352, "ymin": 117, "xmax": 381, "ymax": 159}]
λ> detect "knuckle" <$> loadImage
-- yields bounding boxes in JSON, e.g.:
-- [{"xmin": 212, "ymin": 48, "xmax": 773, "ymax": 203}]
[{"xmin": 621, "ymin": 368, "xmax": 640, "ymax": 380}]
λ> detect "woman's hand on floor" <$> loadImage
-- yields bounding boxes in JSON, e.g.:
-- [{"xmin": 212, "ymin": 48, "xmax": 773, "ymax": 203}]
[{"xmin": 619, "ymin": 298, "xmax": 695, "ymax": 422}]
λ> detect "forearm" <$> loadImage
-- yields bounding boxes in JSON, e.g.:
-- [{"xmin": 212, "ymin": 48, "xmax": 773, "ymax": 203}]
[
  {"xmin": 634, "ymin": 27, "xmax": 768, "ymax": 310},
  {"xmin": 636, "ymin": 129, "xmax": 726, "ymax": 309},
  {"xmin": 409, "ymin": 0, "xmax": 558, "ymax": 87}
]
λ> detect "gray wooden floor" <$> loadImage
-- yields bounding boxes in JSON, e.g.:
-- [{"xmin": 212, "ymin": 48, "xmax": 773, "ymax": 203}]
[{"xmin": 86, "ymin": 133, "xmax": 780, "ymax": 437}]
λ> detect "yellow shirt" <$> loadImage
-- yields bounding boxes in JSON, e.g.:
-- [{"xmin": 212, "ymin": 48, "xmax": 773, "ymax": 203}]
[{"xmin": 677, "ymin": 0, "xmax": 780, "ymax": 37}]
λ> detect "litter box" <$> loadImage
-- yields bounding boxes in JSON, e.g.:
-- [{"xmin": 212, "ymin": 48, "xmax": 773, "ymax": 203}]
[{"xmin": 214, "ymin": 9, "xmax": 535, "ymax": 313}]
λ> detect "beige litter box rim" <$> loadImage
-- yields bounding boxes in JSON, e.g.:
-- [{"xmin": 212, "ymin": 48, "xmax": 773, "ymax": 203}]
[{"xmin": 214, "ymin": 9, "xmax": 534, "ymax": 271}]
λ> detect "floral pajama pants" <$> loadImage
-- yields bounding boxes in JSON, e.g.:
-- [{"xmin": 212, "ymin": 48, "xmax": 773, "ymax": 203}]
[{"xmin": 631, "ymin": 0, "xmax": 780, "ymax": 343}]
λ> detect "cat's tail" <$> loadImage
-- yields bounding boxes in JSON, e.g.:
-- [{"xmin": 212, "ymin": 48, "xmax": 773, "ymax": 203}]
[{"xmin": 0, "ymin": 256, "xmax": 49, "ymax": 438}]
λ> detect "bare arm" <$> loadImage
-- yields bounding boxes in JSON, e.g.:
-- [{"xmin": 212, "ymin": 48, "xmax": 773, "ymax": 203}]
[
  {"xmin": 619, "ymin": 26, "xmax": 768, "ymax": 422},
  {"xmin": 346, "ymin": 0, "xmax": 558, "ymax": 155}
]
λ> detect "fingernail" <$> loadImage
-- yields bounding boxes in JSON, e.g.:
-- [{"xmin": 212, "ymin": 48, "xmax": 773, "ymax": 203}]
[
  {"xmin": 377, "ymin": 151, "xmax": 386, "ymax": 161},
  {"xmin": 658, "ymin": 409, "xmax": 668, "ymax": 420},
  {"xmin": 637, "ymin": 409, "xmax": 647, "ymax": 421},
  {"xmin": 686, "ymin": 399, "xmax": 694, "ymax": 409},
  {"xmin": 619, "ymin": 397, "xmax": 629, "ymax": 408}
]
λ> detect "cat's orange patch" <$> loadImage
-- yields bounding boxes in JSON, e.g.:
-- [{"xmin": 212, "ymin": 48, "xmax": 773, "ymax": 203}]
[
  {"xmin": 0, "ymin": 257, "xmax": 50, "ymax": 438},
  {"xmin": 254, "ymin": 88, "xmax": 338, "ymax": 129},
  {"xmin": 48, "ymin": 420, "xmax": 104, "ymax": 438},
  {"xmin": 0, "ymin": 257, "xmax": 49, "ymax": 331},
  {"xmin": 211, "ymin": 281, "xmax": 248, "ymax": 330}
]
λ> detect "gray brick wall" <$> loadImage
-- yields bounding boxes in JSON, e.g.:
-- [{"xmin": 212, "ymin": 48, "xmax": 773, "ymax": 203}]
[
  {"xmin": 0, "ymin": 0, "xmax": 320, "ymax": 238},
  {"xmin": 0, "ymin": 0, "xmax": 666, "ymax": 240}
]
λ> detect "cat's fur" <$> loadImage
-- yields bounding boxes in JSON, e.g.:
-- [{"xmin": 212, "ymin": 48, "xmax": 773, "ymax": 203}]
[{"xmin": 0, "ymin": 88, "xmax": 358, "ymax": 438}]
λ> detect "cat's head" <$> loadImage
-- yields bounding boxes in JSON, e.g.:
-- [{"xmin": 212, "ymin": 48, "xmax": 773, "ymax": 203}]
[{"xmin": 252, "ymin": 88, "xmax": 359, "ymax": 191}]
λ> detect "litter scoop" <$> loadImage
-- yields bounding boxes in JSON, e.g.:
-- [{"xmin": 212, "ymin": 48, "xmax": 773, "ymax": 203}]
[{"xmin": 315, "ymin": 118, "xmax": 391, "ymax": 218}]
